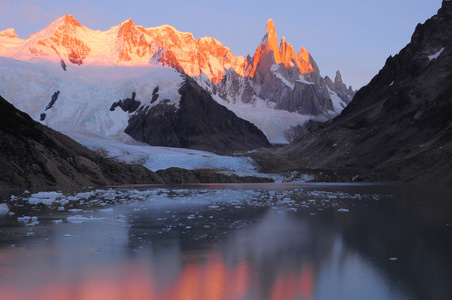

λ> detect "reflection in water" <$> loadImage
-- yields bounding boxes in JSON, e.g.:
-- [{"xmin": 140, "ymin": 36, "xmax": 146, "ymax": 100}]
[{"xmin": 0, "ymin": 184, "xmax": 451, "ymax": 299}]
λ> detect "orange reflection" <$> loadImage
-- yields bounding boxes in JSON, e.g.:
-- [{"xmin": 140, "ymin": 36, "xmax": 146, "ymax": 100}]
[
  {"xmin": 270, "ymin": 263, "xmax": 315, "ymax": 300},
  {"xmin": 1, "ymin": 254, "xmax": 315, "ymax": 300}
]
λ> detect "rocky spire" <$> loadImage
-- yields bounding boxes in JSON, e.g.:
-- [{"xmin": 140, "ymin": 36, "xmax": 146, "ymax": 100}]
[
  {"xmin": 279, "ymin": 36, "xmax": 297, "ymax": 69},
  {"xmin": 263, "ymin": 19, "xmax": 281, "ymax": 64}
]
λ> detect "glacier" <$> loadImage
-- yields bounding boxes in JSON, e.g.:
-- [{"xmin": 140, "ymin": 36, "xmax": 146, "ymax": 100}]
[{"xmin": 0, "ymin": 57, "xmax": 272, "ymax": 177}]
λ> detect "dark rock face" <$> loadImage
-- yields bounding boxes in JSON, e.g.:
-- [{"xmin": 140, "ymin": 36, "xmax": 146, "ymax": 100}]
[
  {"xmin": 110, "ymin": 92, "xmax": 141, "ymax": 113},
  {"xmin": 60, "ymin": 59, "xmax": 67, "ymax": 71},
  {"xmin": 125, "ymin": 77, "xmax": 270, "ymax": 153},
  {"xmin": 45, "ymin": 91, "xmax": 60, "ymax": 111},
  {"xmin": 278, "ymin": 1, "xmax": 452, "ymax": 184},
  {"xmin": 276, "ymin": 80, "xmax": 333, "ymax": 115}
]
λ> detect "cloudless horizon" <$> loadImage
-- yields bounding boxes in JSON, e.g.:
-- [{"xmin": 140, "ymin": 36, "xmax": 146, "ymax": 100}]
[{"xmin": 0, "ymin": 0, "xmax": 443, "ymax": 89}]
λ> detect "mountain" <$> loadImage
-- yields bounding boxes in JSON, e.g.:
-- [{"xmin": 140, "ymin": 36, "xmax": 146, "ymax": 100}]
[
  {"xmin": 275, "ymin": 0, "xmax": 452, "ymax": 184},
  {"xmin": 196, "ymin": 19, "xmax": 355, "ymax": 119},
  {"xmin": 124, "ymin": 76, "xmax": 270, "ymax": 153},
  {"xmin": 0, "ymin": 15, "xmax": 354, "ymax": 145},
  {"xmin": 0, "ymin": 94, "xmax": 272, "ymax": 189}
]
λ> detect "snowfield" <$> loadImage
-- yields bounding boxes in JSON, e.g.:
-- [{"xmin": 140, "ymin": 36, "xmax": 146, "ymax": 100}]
[{"xmin": 0, "ymin": 57, "xmax": 184, "ymax": 135}]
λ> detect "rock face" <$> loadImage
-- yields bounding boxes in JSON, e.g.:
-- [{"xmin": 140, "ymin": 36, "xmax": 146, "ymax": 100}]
[
  {"xmin": 110, "ymin": 92, "xmax": 141, "ymax": 113},
  {"xmin": 278, "ymin": 0, "xmax": 452, "ymax": 184},
  {"xmin": 125, "ymin": 77, "xmax": 270, "ymax": 153}
]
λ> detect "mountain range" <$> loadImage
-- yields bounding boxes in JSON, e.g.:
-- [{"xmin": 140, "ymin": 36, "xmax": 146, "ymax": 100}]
[
  {"xmin": 0, "ymin": 15, "xmax": 354, "ymax": 147},
  {"xmin": 1, "ymin": 1, "xmax": 452, "ymax": 187}
]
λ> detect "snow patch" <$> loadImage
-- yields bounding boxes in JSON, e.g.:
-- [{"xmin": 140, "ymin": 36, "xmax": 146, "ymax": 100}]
[
  {"xmin": 428, "ymin": 47, "xmax": 444, "ymax": 61},
  {"xmin": 328, "ymin": 88, "xmax": 346, "ymax": 114}
]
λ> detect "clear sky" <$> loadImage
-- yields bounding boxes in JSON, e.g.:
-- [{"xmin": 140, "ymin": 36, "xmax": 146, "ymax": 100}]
[{"xmin": 0, "ymin": 0, "xmax": 443, "ymax": 89}]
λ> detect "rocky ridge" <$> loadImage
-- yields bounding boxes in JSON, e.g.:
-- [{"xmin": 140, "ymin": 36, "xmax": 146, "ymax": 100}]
[
  {"xmin": 275, "ymin": 0, "xmax": 452, "ymax": 184},
  {"xmin": 197, "ymin": 19, "xmax": 355, "ymax": 118},
  {"xmin": 0, "ymin": 15, "xmax": 354, "ymax": 118}
]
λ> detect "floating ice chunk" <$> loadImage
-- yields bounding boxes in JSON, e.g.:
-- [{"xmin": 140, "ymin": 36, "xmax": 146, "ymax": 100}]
[
  {"xmin": 116, "ymin": 215, "xmax": 127, "ymax": 223},
  {"xmin": 64, "ymin": 234, "xmax": 73, "ymax": 237},
  {"xmin": 68, "ymin": 209, "xmax": 83, "ymax": 212},
  {"xmin": 389, "ymin": 257, "xmax": 398, "ymax": 261},
  {"xmin": 337, "ymin": 208, "xmax": 349, "ymax": 212},
  {"xmin": 26, "ymin": 221, "xmax": 40, "ymax": 226},
  {"xmin": 67, "ymin": 215, "xmax": 106, "ymax": 223},
  {"xmin": 53, "ymin": 219, "xmax": 63, "ymax": 224},
  {"xmin": 27, "ymin": 191, "xmax": 64, "ymax": 205},
  {"xmin": 0, "ymin": 203, "xmax": 9, "ymax": 214},
  {"xmin": 99, "ymin": 208, "xmax": 114, "ymax": 212}
]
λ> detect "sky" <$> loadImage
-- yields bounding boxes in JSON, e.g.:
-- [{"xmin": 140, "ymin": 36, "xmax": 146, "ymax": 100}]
[{"xmin": 0, "ymin": 0, "xmax": 443, "ymax": 89}]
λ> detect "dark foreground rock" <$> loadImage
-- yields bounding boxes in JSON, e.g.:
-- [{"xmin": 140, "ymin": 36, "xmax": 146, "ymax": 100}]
[
  {"xmin": 125, "ymin": 77, "xmax": 270, "ymax": 153},
  {"xmin": 274, "ymin": 1, "xmax": 452, "ymax": 185},
  {"xmin": 0, "ymin": 94, "xmax": 165, "ymax": 189},
  {"xmin": 0, "ymin": 95, "xmax": 271, "ymax": 189}
]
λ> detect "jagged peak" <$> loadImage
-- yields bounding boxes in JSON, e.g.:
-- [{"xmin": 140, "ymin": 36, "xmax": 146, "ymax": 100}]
[
  {"xmin": 297, "ymin": 47, "xmax": 310, "ymax": 62},
  {"xmin": 334, "ymin": 70, "xmax": 343, "ymax": 83},
  {"xmin": 280, "ymin": 36, "xmax": 286, "ymax": 44},
  {"xmin": 150, "ymin": 24, "xmax": 195, "ymax": 40},
  {"xmin": 121, "ymin": 18, "xmax": 135, "ymax": 26},
  {"xmin": 266, "ymin": 19, "xmax": 276, "ymax": 34},
  {"xmin": 62, "ymin": 14, "xmax": 82, "ymax": 27},
  {"xmin": 260, "ymin": 18, "xmax": 280, "ymax": 64},
  {"xmin": 0, "ymin": 28, "xmax": 18, "ymax": 38}
]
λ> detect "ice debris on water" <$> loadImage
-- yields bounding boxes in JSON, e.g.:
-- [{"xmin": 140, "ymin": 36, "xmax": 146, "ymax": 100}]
[
  {"xmin": 3, "ymin": 186, "xmax": 389, "ymax": 232},
  {"xmin": 28, "ymin": 192, "xmax": 64, "ymax": 205},
  {"xmin": 0, "ymin": 203, "xmax": 9, "ymax": 214},
  {"xmin": 389, "ymin": 257, "xmax": 398, "ymax": 261},
  {"xmin": 67, "ymin": 215, "xmax": 106, "ymax": 223},
  {"xmin": 116, "ymin": 215, "xmax": 127, "ymax": 223}
]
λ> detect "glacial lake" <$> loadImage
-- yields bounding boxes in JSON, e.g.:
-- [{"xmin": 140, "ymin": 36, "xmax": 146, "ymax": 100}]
[{"xmin": 0, "ymin": 183, "xmax": 451, "ymax": 300}]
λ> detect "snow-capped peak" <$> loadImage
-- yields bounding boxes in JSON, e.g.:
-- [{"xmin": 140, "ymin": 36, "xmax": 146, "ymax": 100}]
[{"xmin": 0, "ymin": 28, "xmax": 19, "ymax": 39}]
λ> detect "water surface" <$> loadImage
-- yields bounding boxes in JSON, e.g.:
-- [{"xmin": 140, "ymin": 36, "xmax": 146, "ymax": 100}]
[{"xmin": 0, "ymin": 183, "xmax": 451, "ymax": 299}]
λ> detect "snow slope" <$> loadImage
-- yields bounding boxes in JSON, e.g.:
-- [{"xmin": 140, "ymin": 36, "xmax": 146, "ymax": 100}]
[{"xmin": 0, "ymin": 56, "xmax": 183, "ymax": 135}]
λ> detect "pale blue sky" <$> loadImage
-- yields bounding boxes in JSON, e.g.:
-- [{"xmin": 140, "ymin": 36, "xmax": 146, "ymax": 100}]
[{"xmin": 0, "ymin": 0, "xmax": 443, "ymax": 89}]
